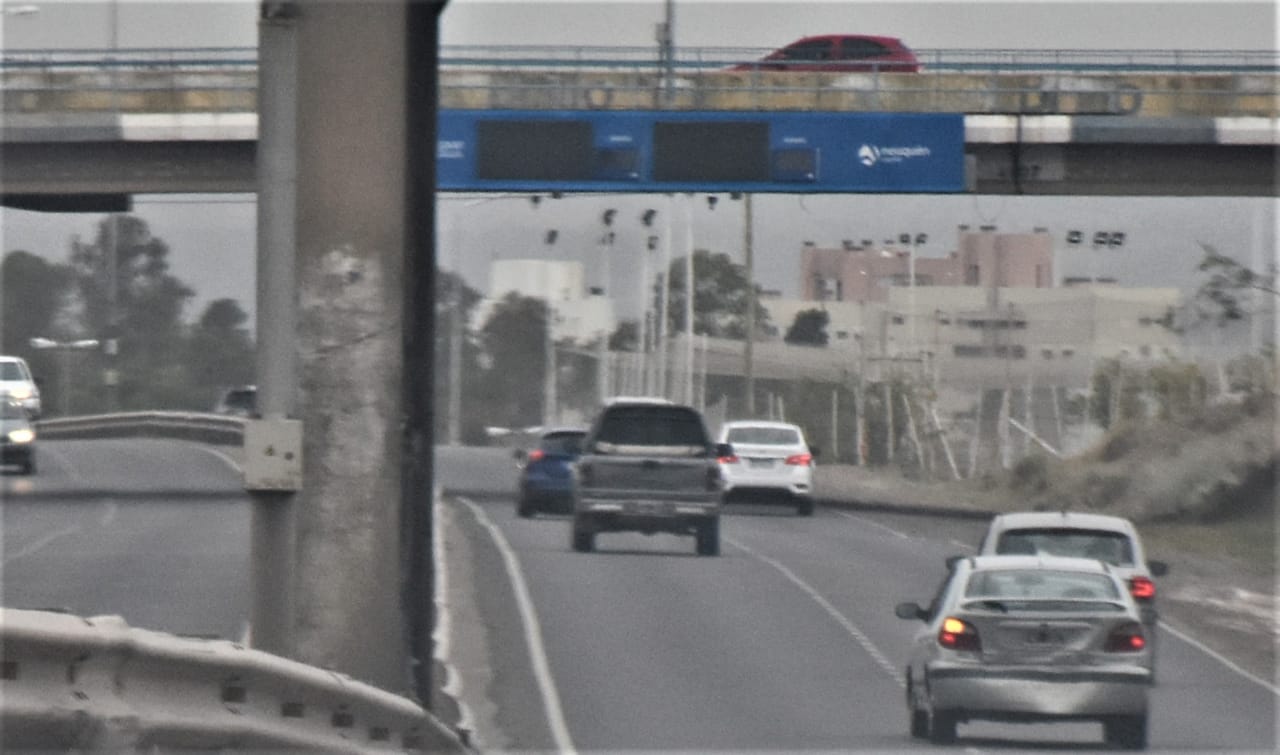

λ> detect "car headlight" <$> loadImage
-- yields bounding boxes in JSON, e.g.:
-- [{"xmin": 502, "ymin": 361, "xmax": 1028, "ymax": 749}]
[
  {"xmin": 8, "ymin": 428, "xmax": 35, "ymax": 444},
  {"xmin": 8, "ymin": 386, "xmax": 32, "ymax": 400}
]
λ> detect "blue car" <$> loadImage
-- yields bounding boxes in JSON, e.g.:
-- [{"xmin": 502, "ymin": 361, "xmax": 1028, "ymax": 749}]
[{"xmin": 515, "ymin": 428, "xmax": 586, "ymax": 517}]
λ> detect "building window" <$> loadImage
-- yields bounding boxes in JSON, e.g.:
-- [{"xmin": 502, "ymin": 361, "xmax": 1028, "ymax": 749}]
[
  {"xmin": 891, "ymin": 315, "xmax": 905, "ymax": 325},
  {"xmin": 965, "ymin": 264, "xmax": 980, "ymax": 286},
  {"xmin": 1042, "ymin": 349, "xmax": 1055, "ymax": 360},
  {"xmin": 1062, "ymin": 348, "xmax": 1075, "ymax": 358}
]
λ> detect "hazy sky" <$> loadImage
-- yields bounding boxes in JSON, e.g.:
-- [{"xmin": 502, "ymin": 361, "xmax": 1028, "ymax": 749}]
[
  {"xmin": 2, "ymin": 0, "xmax": 1276, "ymax": 327},
  {"xmin": 4, "ymin": 1, "xmax": 1275, "ymax": 51}
]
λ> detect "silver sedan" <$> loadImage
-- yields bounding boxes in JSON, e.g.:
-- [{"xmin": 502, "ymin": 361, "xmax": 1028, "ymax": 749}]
[{"xmin": 894, "ymin": 554, "xmax": 1153, "ymax": 749}]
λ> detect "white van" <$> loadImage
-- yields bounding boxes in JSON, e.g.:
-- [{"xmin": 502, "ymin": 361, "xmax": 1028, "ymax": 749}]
[{"xmin": 0, "ymin": 356, "xmax": 41, "ymax": 419}]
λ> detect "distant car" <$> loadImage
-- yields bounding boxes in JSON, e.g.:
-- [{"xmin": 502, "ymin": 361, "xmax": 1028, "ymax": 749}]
[
  {"xmin": 976, "ymin": 511, "xmax": 1169, "ymax": 628},
  {"xmin": 514, "ymin": 427, "xmax": 586, "ymax": 517},
  {"xmin": 1, "ymin": 399, "xmax": 37, "ymax": 474},
  {"xmin": 212, "ymin": 385, "xmax": 257, "ymax": 417},
  {"xmin": 0, "ymin": 355, "xmax": 41, "ymax": 419},
  {"xmin": 716, "ymin": 420, "xmax": 818, "ymax": 515},
  {"xmin": 895, "ymin": 554, "xmax": 1153, "ymax": 749},
  {"xmin": 732, "ymin": 34, "xmax": 921, "ymax": 73}
]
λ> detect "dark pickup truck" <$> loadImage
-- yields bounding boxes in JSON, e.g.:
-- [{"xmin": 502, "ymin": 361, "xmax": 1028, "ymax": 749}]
[{"xmin": 570, "ymin": 398, "xmax": 731, "ymax": 556}]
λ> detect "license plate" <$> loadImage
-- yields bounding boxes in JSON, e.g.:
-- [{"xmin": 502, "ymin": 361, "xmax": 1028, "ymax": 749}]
[
  {"xmin": 625, "ymin": 501, "xmax": 672, "ymax": 516},
  {"xmin": 748, "ymin": 458, "xmax": 775, "ymax": 468},
  {"xmin": 1026, "ymin": 629, "xmax": 1064, "ymax": 645}
]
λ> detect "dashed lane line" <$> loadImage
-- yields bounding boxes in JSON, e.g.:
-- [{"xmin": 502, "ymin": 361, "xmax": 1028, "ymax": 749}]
[{"xmin": 725, "ymin": 534, "xmax": 904, "ymax": 688}]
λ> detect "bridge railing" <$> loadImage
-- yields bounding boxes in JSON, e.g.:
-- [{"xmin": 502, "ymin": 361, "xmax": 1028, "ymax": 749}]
[{"xmin": 2, "ymin": 45, "xmax": 1277, "ymax": 118}]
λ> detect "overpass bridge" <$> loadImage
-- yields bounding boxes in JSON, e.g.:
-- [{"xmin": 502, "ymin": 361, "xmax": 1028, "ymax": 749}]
[{"xmin": 2, "ymin": 46, "xmax": 1277, "ymax": 209}]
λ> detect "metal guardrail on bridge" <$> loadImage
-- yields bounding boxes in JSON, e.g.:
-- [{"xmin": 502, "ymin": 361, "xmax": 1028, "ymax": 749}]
[
  {"xmin": 35, "ymin": 410, "xmax": 246, "ymax": 446},
  {"xmin": 2, "ymin": 45, "xmax": 1277, "ymax": 119}
]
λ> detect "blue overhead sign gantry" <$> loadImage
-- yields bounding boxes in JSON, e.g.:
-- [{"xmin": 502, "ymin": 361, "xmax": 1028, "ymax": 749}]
[{"xmin": 437, "ymin": 109, "xmax": 966, "ymax": 193}]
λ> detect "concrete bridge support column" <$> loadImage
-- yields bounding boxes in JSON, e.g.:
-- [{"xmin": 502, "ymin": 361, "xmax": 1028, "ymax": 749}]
[{"xmin": 288, "ymin": 0, "xmax": 441, "ymax": 695}]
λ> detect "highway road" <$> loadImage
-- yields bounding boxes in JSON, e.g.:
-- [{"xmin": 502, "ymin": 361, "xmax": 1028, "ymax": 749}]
[
  {"xmin": 1, "ymin": 438, "xmax": 250, "ymax": 640},
  {"xmin": 2, "ymin": 439, "xmax": 1275, "ymax": 752}
]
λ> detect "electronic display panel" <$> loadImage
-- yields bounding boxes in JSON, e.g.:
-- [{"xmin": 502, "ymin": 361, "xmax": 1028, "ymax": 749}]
[
  {"xmin": 772, "ymin": 148, "xmax": 819, "ymax": 181},
  {"xmin": 475, "ymin": 120, "xmax": 593, "ymax": 180},
  {"xmin": 652, "ymin": 121, "xmax": 770, "ymax": 182}
]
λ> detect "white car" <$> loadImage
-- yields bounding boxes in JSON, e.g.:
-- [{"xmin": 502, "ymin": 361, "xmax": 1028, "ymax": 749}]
[
  {"xmin": 0, "ymin": 356, "xmax": 41, "ymax": 419},
  {"xmin": 716, "ymin": 420, "xmax": 818, "ymax": 516},
  {"xmin": 976, "ymin": 511, "xmax": 1169, "ymax": 628}
]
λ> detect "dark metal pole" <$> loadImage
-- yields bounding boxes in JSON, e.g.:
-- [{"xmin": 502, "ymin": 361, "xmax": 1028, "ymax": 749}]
[
  {"xmin": 743, "ymin": 193, "xmax": 755, "ymax": 416},
  {"xmin": 404, "ymin": 0, "xmax": 448, "ymax": 707}
]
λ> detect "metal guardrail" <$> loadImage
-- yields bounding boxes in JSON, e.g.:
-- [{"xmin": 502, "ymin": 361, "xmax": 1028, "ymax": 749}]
[
  {"xmin": 3, "ymin": 45, "xmax": 1276, "ymax": 72},
  {"xmin": 0, "ymin": 608, "xmax": 469, "ymax": 752},
  {"xmin": 1, "ymin": 45, "xmax": 1276, "ymax": 119},
  {"xmin": 35, "ymin": 410, "xmax": 246, "ymax": 446}
]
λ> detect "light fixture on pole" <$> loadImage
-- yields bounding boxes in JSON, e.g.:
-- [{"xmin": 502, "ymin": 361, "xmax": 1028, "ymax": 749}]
[
  {"xmin": 29, "ymin": 337, "xmax": 100, "ymax": 417},
  {"xmin": 639, "ymin": 208, "xmax": 659, "ymax": 394},
  {"xmin": 599, "ymin": 208, "xmax": 616, "ymax": 295},
  {"xmin": 898, "ymin": 232, "xmax": 928, "ymax": 356},
  {"xmin": 1067, "ymin": 229, "xmax": 1125, "ymax": 284},
  {"xmin": 543, "ymin": 227, "xmax": 559, "ymax": 426}
]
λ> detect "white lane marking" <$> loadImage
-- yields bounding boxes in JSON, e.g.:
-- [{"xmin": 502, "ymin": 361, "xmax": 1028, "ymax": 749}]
[
  {"xmin": 833, "ymin": 511, "xmax": 976, "ymax": 553},
  {"xmin": 3, "ymin": 523, "xmax": 82, "ymax": 565},
  {"xmin": 725, "ymin": 535, "xmax": 904, "ymax": 688},
  {"xmin": 457, "ymin": 497, "xmax": 577, "ymax": 754},
  {"xmin": 433, "ymin": 489, "xmax": 478, "ymax": 739},
  {"xmin": 833, "ymin": 510, "xmax": 910, "ymax": 539},
  {"xmin": 99, "ymin": 501, "xmax": 118, "ymax": 526},
  {"xmin": 1158, "ymin": 619, "xmax": 1280, "ymax": 695},
  {"xmin": 238, "ymin": 621, "xmax": 252, "ymax": 646}
]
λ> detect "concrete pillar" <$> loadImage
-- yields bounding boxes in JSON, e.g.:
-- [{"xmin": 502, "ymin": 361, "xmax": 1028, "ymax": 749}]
[{"xmin": 293, "ymin": 1, "xmax": 409, "ymax": 691}]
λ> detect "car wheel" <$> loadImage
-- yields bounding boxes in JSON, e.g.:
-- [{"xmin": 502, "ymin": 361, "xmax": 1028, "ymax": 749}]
[
  {"xmin": 1103, "ymin": 714, "xmax": 1147, "ymax": 750},
  {"xmin": 571, "ymin": 518, "xmax": 595, "ymax": 553},
  {"xmin": 796, "ymin": 497, "xmax": 814, "ymax": 516},
  {"xmin": 517, "ymin": 499, "xmax": 535, "ymax": 518},
  {"xmin": 696, "ymin": 518, "xmax": 720, "ymax": 556},
  {"xmin": 21, "ymin": 457, "xmax": 35, "ymax": 475},
  {"xmin": 929, "ymin": 710, "xmax": 957, "ymax": 744},
  {"xmin": 907, "ymin": 679, "xmax": 928, "ymax": 739}
]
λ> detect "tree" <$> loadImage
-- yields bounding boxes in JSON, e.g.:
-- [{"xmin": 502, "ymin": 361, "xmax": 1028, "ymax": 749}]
[
  {"xmin": 1193, "ymin": 243, "xmax": 1277, "ymax": 324},
  {"xmin": 187, "ymin": 298, "xmax": 256, "ymax": 407},
  {"xmin": 608, "ymin": 319, "xmax": 640, "ymax": 352},
  {"xmin": 784, "ymin": 308, "xmax": 830, "ymax": 347},
  {"xmin": 663, "ymin": 249, "xmax": 771, "ymax": 339},
  {"xmin": 434, "ymin": 270, "xmax": 487, "ymax": 441},
  {"xmin": 69, "ymin": 215, "xmax": 195, "ymax": 410},
  {"xmin": 1, "ymin": 251, "xmax": 80, "ymax": 412},
  {"xmin": 1, "ymin": 251, "xmax": 77, "ymax": 354},
  {"xmin": 476, "ymin": 293, "xmax": 550, "ymax": 429}
]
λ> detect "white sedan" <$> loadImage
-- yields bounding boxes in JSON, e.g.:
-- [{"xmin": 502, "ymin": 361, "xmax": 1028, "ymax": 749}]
[{"xmin": 716, "ymin": 420, "xmax": 817, "ymax": 516}]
